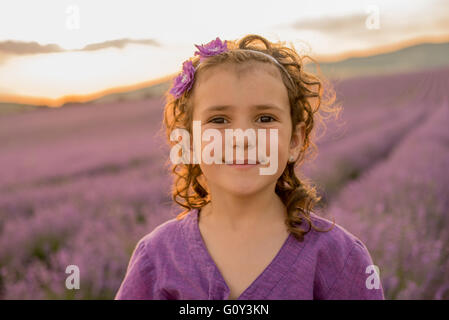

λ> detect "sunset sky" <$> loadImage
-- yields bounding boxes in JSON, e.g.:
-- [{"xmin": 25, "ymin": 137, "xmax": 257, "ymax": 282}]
[{"xmin": 0, "ymin": 0, "xmax": 448, "ymax": 105}]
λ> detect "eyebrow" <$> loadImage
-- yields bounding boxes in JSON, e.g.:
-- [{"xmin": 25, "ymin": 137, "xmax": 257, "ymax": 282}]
[{"xmin": 203, "ymin": 103, "xmax": 284, "ymax": 113}]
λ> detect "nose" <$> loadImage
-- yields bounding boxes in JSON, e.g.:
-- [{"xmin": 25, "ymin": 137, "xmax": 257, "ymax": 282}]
[
  {"xmin": 224, "ymin": 127, "xmax": 257, "ymax": 151},
  {"xmin": 221, "ymin": 125, "xmax": 258, "ymax": 165}
]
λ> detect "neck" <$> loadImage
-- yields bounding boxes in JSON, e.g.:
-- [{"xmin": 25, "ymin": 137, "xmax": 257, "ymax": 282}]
[{"xmin": 200, "ymin": 182, "xmax": 287, "ymax": 233}]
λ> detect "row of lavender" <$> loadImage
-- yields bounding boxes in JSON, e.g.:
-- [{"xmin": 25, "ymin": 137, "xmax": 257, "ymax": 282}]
[
  {"xmin": 302, "ymin": 67, "xmax": 448, "ymax": 200},
  {"xmin": 0, "ymin": 98, "xmax": 174, "ymax": 298},
  {"xmin": 322, "ymin": 96, "xmax": 449, "ymax": 299}
]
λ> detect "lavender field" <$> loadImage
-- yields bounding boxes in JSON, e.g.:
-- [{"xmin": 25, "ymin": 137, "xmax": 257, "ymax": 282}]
[{"xmin": 0, "ymin": 66, "xmax": 448, "ymax": 299}]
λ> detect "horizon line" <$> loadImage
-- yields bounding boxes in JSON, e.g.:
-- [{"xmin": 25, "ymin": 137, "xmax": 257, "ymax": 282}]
[{"xmin": 1, "ymin": 34, "xmax": 448, "ymax": 108}]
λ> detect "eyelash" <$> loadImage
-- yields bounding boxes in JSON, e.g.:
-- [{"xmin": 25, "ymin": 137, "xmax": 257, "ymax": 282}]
[{"xmin": 209, "ymin": 115, "xmax": 277, "ymax": 124}]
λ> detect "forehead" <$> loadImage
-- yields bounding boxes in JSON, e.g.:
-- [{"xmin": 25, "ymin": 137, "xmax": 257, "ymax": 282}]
[{"xmin": 192, "ymin": 61, "xmax": 290, "ymax": 115}]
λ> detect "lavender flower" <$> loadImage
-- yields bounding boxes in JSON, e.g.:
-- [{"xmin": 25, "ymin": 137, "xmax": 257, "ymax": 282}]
[
  {"xmin": 169, "ymin": 60, "xmax": 195, "ymax": 99},
  {"xmin": 194, "ymin": 37, "xmax": 228, "ymax": 62}
]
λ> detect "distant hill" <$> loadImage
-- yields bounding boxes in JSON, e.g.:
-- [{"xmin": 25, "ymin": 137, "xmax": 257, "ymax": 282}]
[
  {"xmin": 0, "ymin": 102, "xmax": 43, "ymax": 116},
  {"xmin": 0, "ymin": 79, "xmax": 172, "ymax": 116},
  {"xmin": 107, "ymin": 41, "xmax": 449, "ymax": 102},
  {"xmin": 1, "ymin": 40, "xmax": 448, "ymax": 114},
  {"xmin": 87, "ymin": 41, "xmax": 449, "ymax": 104},
  {"xmin": 87, "ymin": 80, "xmax": 171, "ymax": 105},
  {"xmin": 306, "ymin": 41, "xmax": 449, "ymax": 79}
]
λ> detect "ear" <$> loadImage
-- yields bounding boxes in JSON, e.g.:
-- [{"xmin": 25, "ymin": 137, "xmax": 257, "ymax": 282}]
[{"xmin": 289, "ymin": 121, "xmax": 305, "ymax": 159}]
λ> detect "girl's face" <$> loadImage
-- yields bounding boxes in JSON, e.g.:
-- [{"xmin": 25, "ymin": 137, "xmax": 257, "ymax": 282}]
[{"xmin": 191, "ymin": 61, "xmax": 304, "ymax": 197}]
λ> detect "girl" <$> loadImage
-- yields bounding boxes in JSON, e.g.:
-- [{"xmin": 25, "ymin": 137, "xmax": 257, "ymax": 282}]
[{"xmin": 115, "ymin": 34, "xmax": 385, "ymax": 300}]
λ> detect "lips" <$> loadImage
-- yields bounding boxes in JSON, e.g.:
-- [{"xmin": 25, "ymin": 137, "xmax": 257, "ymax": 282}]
[{"xmin": 224, "ymin": 159, "xmax": 259, "ymax": 165}]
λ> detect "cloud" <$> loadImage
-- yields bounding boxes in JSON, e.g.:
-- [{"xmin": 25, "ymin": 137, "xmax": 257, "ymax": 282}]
[
  {"xmin": 0, "ymin": 41, "xmax": 64, "ymax": 54},
  {"xmin": 79, "ymin": 38, "xmax": 160, "ymax": 51},
  {"xmin": 291, "ymin": 13, "xmax": 367, "ymax": 33},
  {"xmin": 0, "ymin": 38, "xmax": 160, "ymax": 55},
  {"xmin": 288, "ymin": 5, "xmax": 449, "ymax": 38}
]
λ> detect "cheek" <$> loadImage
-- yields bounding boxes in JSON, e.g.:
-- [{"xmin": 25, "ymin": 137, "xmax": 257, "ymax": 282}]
[
  {"xmin": 199, "ymin": 129, "xmax": 223, "ymax": 161},
  {"xmin": 279, "ymin": 132, "xmax": 291, "ymax": 158},
  {"xmin": 198, "ymin": 162, "xmax": 226, "ymax": 189},
  {"xmin": 263, "ymin": 128, "xmax": 290, "ymax": 160},
  {"xmin": 199, "ymin": 163, "xmax": 213, "ymax": 177}
]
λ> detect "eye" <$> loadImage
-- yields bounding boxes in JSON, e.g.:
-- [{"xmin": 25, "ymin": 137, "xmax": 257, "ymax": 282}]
[
  {"xmin": 209, "ymin": 117, "xmax": 229, "ymax": 124},
  {"xmin": 257, "ymin": 115, "xmax": 276, "ymax": 123}
]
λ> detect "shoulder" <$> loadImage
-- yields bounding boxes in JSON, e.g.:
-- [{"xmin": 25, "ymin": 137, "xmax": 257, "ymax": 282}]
[
  {"xmin": 306, "ymin": 211, "xmax": 369, "ymax": 255},
  {"xmin": 304, "ymin": 212, "xmax": 384, "ymax": 299},
  {"xmin": 114, "ymin": 214, "xmax": 190, "ymax": 300},
  {"xmin": 306, "ymin": 211, "xmax": 375, "ymax": 276},
  {"xmin": 137, "ymin": 215, "xmax": 186, "ymax": 252},
  {"xmin": 135, "ymin": 211, "xmax": 197, "ymax": 260},
  {"xmin": 115, "ymin": 217, "xmax": 182, "ymax": 300}
]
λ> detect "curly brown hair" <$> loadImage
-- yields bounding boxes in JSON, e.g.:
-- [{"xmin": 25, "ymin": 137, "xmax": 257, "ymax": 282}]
[{"xmin": 160, "ymin": 34, "xmax": 342, "ymax": 242}]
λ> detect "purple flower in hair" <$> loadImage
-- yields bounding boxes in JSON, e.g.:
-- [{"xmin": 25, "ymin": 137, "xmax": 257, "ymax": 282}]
[
  {"xmin": 194, "ymin": 37, "xmax": 228, "ymax": 62},
  {"xmin": 169, "ymin": 60, "xmax": 195, "ymax": 99},
  {"xmin": 169, "ymin": 37, "xmax": 229, "ymax": 99}
]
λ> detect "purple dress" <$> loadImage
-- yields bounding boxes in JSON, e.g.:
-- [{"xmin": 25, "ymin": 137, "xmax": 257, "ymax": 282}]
[{"xmin": 115, "ymin": 208, "xmax": 385, "ymax": 300}]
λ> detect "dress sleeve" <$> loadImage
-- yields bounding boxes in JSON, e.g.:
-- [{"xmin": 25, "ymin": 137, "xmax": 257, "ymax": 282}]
[
  {"xmin": 324, "ymin": 241, "xmax": 385, "ymax": 300},
  {"xmin": 114, "ymin": 239, "xmax": 154, "ymax": 300}
]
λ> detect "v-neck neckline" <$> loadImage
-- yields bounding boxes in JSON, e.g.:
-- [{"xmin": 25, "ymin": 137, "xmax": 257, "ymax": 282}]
[{"xmin": 182, "ymin": 207, "xmax": 304, "ymax": 300}]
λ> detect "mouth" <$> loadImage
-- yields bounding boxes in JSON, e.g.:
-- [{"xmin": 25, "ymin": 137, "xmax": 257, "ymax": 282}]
[{"xmin": 224, "ymin": 159, "xmax": 260, "ymax": 165}]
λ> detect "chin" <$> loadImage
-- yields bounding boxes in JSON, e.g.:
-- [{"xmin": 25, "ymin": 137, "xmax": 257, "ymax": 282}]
[{"xmin": 219, "ymin": 178, "xmax": 269, "ymax": 196}]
